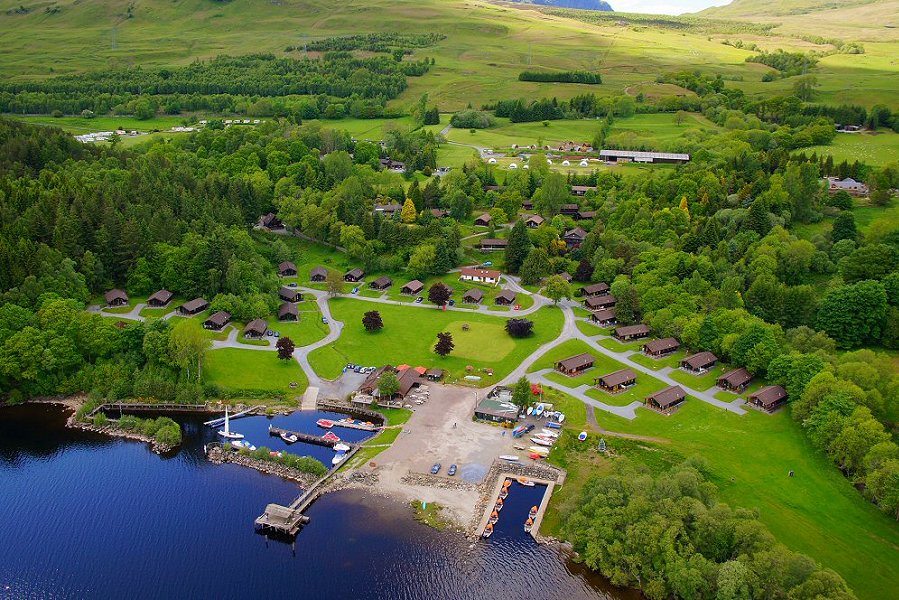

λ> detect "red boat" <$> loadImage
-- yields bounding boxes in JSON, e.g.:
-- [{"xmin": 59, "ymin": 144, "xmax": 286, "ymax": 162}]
[
  {"xmin": 316, "ymin": 419, "xmax": 334, "ymax": 429},
  {"xmin": 322, "ymin": 431, "xmax": 341, "ymax": 443}
]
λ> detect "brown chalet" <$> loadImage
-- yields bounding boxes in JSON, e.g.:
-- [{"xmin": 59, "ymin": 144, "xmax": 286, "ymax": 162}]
[
  {"xmin": 681, "ymin": 351, "xmax": 718, "ymax": 373},
  {"xmin": 462, "ymin": 288, "xmax": 484, "ymax": 304},
  {"xmin": 590, "ymin": 308, "xmax": 616, "ymax": 326},
  {"xmin": 571, "ymin": 185, "xmax": 596, "ymax": 196},
  {"xmin": 643, "ymin": 337, "xmax": 680, "ymax": 358},
  {"xmin": 749, "ymin": 386, "xmax": 788, "ymax": 413},
  {"xmin": 556, "ymin": 353, "xmax": 595, "ymax": 376},
  {"xmin": 582, "ymin": 282, "xmax": 610, "ymax": 297},
  {"xmin": 147, "ymin": 289, "xmax": 173, "ymax": 307},
  {"xmin": 474, "ymin": 213, "xmax": 492, "ymax": 227},
  {"xmin": 258, "ymin": 212, "xmax": 283, "ymax": 230},
  {"xmin": 310, "ymin": 266, "xmax": 328, "ymax": 282},
  {"xmin": 525, "ymin": 215, "xmax": 545, "ymax": 228},
  {"xmin": 178, "ymin": 297, "xmax": 209, "ymax": 316},
  {"xmin": 401, "ymin": 280, "xmax": 424, "ymax": 295},
  {"xmin": 430, "ymin": 208, "xmax": 449, "ymax": 219},
  {"xmin": 522, "ymin": 199, "xmax": 534, "ymax": 211},
  {"xmin": 278, "ymin": 302, "xmax": 299, "ymax": 321},
  {"xmin": 560, "ymin": 203, "xmax": 580, "ymax": 216},
  {"xmin": 370, "ymin": 276, "xmax": 393, "ymax": 291},
  {"xmin": 646, "ymin": 386, "xmax": 686, "ymax": 414},
  {"xmin": 278, "ymin": 261, "xmax": 297, "ymax": 277},
  {"xmin": 279, "ymin": 287, "xmax": 302, "ymax": 302},
  {"xmin": 204, "ymin": 311, "xmax": 231, "ymax": 330},
  {"xmin": 244, "ymin": 319, "xmax": 268, "ymax": 338},
  {"xmin": 480, "ymin": 238, "xmax": 508, "ymax": 252},
  {"xmin": 584, "ymin": 294, "xmax": 616, "ymax": 311},
  {"xmin": 595, "ymin": 369, "xmax": 636, "ymax": 393},
  {"xmin": 344, "ymin": 268, "xmax": 365, "ymax": 282},
  {"xmin": 104, "ymin": 289, "xmax": 128, "ymax": 307},
  {"xmin": 577, "ymin": 210, "xmax": 596, "ymax": 221},
  {"xmin": 494, "ymin": 289, "xmax": 517, "ymax": 305},
  {"xmin": 717, "ymin": 368, "xmax": 752, "ymax": 392},
  {"xmin": 360, "ymin": 365, "xmax": 421, "ymax": 399},
  {"xmin": 563, "ymin": 227, "xmax": 587, "ymax": 248},
  {"xmin": 614, "ymin": 323, "xmax": 650, "ymax": 341}
]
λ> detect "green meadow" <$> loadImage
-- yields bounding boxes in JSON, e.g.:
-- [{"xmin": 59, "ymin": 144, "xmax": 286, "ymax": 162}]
[
  {"xmin": 204, "ymin": 347, "xmax": 307, "ymax": 395},
  {"xmin": 803, "ymin": 130, "xmax": 899, "ymax": 167}
]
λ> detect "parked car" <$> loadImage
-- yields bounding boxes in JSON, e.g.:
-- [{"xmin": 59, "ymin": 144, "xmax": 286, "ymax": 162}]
[
  {"xmin": 288, "ymin": 282, "xmax": 297, "ymax": 287},
  {"xmin": 415, "ymin": 297, "xmax": 423, "ymax": 303},
  {"xmin": 482, "ymin": 261, "xmax": 493, "ymax": 267},
  {"xmin": 322, "ymin": 317, "xmax": 329, "ymax": 324},
  {"xmin": 274, "ymin": 331, "xmax": 280, "ymax": 337},
  {"xmin": 448, "ymin": 464, "xmax": 457, "ymax": 476},
  {"xmin": 514, "ymin": 304, "xmax": 521, "ymax": 311},
  {"xmin": 430, "ymin": 463, "xmax": 441, "ymax": 474},
  {"xmin": 448, "ymin": 299, "xmax": 455, "ymax": 306},
  {"xmin": 351, "ymin": 287, "xmax": 359, "ymax": 295}
]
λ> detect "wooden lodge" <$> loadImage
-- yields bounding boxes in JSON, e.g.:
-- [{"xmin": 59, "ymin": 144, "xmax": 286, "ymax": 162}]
[
  {"xmin": 474, "ymin": 213, "xmax": 492, "ymax": 227},
  {"xmin": 430, "ymin": 208, "xmax": 449, "ymax": 219},
  {"xmin": 278, "ymin": 261, "xmax": 297, "ymax": 277},
  {"xmin": 204, "ymin": 311, "xmax": 231, "ymax": 330},
  {"xmin": 462, "ymin": 288, "xmax": 484, "ymax": 304},
  {"xmin": 425, "ymin": 368, "xmax": 444, "ymax": 381},
  {"xmin": 369, "ymin": 276, "xmax": 393, "ymax": 291},
  {"xmin": 104, "ymin": 289, "xmax": 128, "ymax": 307},
  {"xmin": 590, "ymin": 308, "xmax": 616, "ymax": 327},
  {"xmin": 645, "ymin": 386, "xmax": 686, "ymax": 414},
  {"xmin": 571, "ymin": 185, "xmax": 596, "ymax": 196},
  {"xmin": 494, "ymin": 289, "xmax": 517, "ymax": 305},
  {"xmin": 401, "ymin": 280, "xmax": 424, "ymax": 295},
  {"xmin": 595, "ymin": 369, "xmax": 636, "ymax": 393},
  {"xmin": 614, "ymin": 323, "xmax": 650, "ymax": 341},
  {"xmin": 681, "ymin": 351, "xmax": 718, "ymax": 373},
  {"xmin": 310, "ymin": 266, "xmax": 328, "ymax": 282},
  {"xmin": 278, "ymin": 302, "xmax": 299, "ymax": 321},
  {"xmin": 577, "ymin": 210, "xmax": 596, "ymax": 221},
  {"xmin": 244, "ymin": 318, "xmax": 268, "ymax": 338},
  {"xmin": 258, "ymin": 212, "xmax": 283, "ymax": 230},
  {"xmin": 748, "ymin": 385, "xmax": 788, "ymax": 413},
  {"xmin": 178, "ymin": 297, "xmax": 209, "ymax": 316},
  {"xmin": 560, "ymin": 203, "xmax": 580, "ymax": 216},
  {"xmin": 525, "ymin": 215, "xmax": 544, "ymax": 228},
  {"xmin": 717, "ymin": 368, "xmax": 752, "ymax": 392},
  {"xmin": 479, "ymin": 238, "xmax": 508, "ymax": 251},
  {"xmin": 563, "ymin": 227, "xmax": 587, "ymax": 248},
  {"xmin": 582, "ymin": 282, "xmax": 610, "ymax": 297},
  {"xmin": 344, "ymin": 268, "xmax": 365, "ymax": 282},
  {"xmin": 279, "ymin": 287, "xmax": 302, "ymax": 302},
  {"xmin": 147, "ymin": 289, "xmax": 173, "ymax": 308},
  {"xmin": 555, "ymin": 353, "xmax": 595, "ymax": 376},
  {"xmin": 643, "ymin": 337, "xmax": 680, "ymax": 358},
  {"xmin": 584, "ymin": 294, "xmax": 616, "ymax": 311}
]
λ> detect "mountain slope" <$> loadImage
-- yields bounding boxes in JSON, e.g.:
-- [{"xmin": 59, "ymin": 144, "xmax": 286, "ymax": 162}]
[{"xmin": 506, "ymin": 0, "xmax": 613, "ymax": 10}]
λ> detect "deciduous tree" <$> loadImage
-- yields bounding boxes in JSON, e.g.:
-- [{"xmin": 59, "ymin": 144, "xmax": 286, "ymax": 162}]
[
  {"xmin": 362, "ymin": 310, "xmax": 384, "ymax": 332},
  {"xmin": 434, "ymin": 331, "xmax": 454, "ymax": 356},
  {"xmin": 276, "ymin": 336, "xmax": 295, "ymax": 360}
]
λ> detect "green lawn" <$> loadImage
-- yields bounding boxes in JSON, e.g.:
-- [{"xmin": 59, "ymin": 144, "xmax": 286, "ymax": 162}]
[
  {"xmin": 668, "ymin": 364, "xmax": 727, "ymax": 391},
  {"xmin": 597, "ymin": 337, "xmax": 645, "ymax": 353},
  {"xmin": 586, "ymin": 401, "xmax": 899, "ymax": 600},
  {"xmin": 307, "ymin": 298, "xmax": 564, "ymax": 382},
  {"xmin": 575, "ymin": 319, "xmax": 610, "ymax": 336},
  {"xmin": 269, "ymin": 301, "xmax": 329, "ymax": 347},
  {"xmin": 629, "ymin": 349, "xmax": 687, "ymax": 370},
  {"xmin": 204, "ymin": 348, "xmax": 307, "ymax": 395},
  {"xmin": 802, "ymin": 130, "xmax": 899, "ymax": 168},
  {"xmin": 10, "ymin": 114, "xmax": 187, "ymax": 135}
]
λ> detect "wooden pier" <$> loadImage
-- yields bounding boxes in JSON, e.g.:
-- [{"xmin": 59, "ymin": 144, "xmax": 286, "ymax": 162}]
[
  {"xmin": 267, "ymin": 425, "xmax": 353, "ymax": 448},
  {"xmin": 327, "ymin": 418, "xmax": 380, "ymax": 432},
  {"xmin": 254, "ymin": 445, "xmax": 360, "ymax": 537},
  {"xmin": 203, "ymin": 405, "xmax": 265, "ymax": 427},
  {"xmin": 90, "ymin": 402, "xmax": 213, "ymax": 418}
]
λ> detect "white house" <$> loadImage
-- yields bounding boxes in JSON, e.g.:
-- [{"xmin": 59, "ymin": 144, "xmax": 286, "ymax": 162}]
[{"xmin": 459, "ymin": 267, "xmax": 502, "ymax": 286}]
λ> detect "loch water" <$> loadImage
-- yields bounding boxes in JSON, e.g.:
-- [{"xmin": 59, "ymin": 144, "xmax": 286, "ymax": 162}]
[{"xmin": 0, "ymin": 404, "xmax": 640, "ymax": 600}]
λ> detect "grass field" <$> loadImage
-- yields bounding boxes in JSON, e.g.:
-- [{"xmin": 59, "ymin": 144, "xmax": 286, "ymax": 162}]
[
  {"xmin": 802, "ymin": 130, "xmax": 899, "ymax": 167},
  {"xmin": 307, "ymin": 298, "xmax": 564, "ymax": 381},
  {"xmin": 9, "ymin": 114, "xmax": 188, "ymax": 134},
  {"xmin": 204, "ymin": 348, "xmax": 307, "ymax": 394},
  {"xmin": 583, "ymin": 400, "xmax": 899, "ymax": 600}
]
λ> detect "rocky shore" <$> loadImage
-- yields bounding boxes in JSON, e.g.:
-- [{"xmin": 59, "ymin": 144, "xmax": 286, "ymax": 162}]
[{"xmin": 66, "ymin": 411, "xmax": 177, "ymax": 454}]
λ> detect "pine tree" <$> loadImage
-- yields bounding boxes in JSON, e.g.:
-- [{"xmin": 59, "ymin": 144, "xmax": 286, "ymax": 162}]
[
  {"xmin": 504, "ymin": 220, "xmax": 531, "ymax": 274},
  {"xmin": 519, "ymin": 247, "xmax": 551, "ymax": 286},
  {"xmin": 408, "ymin": 180, "xmax": 424, "ymax": 212}
]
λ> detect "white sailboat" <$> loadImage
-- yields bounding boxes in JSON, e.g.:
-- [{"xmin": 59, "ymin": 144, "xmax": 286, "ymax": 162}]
[{"xmin": 217, "ymin": 406, "xmax": 244, "ymax": 440}]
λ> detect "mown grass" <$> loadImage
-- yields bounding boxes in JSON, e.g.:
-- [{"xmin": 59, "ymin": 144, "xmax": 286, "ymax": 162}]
[
  {"xmin": 204, "ymin": 347, "xmax": 307, "ymax": 393},
  {"xmin": 307, "ymin": 298, "xmax": 564, "ymax": 382}
]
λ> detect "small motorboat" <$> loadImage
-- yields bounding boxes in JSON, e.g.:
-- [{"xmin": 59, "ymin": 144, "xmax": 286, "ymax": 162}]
[
  {"xmin": 529, "ymin": 506, "xmax": 539, "ymax": 519},
  {"xmin": 494, "ymin": 498, "xmax": 504, "ymax": 511},
  {"xmin": 316, "ymin": 419, "xmax": 334, "ymax": 429},
  {"xmin": 526, "ymin": 406, "xmax": 534, "ymax": 416},
  {"xmin": 322, "ymin": 431, "xmax": 341, "ymax": 443},
  {"xmin": 332, "ymin": 452, "xmax": 347, "ymax": 466},
  {"xmin": 530, "ymin": 437, "xmax": 553, "ymax": 447},
  {"xmin": 545, "ymin": 421, "xmax": 562, "ymax": 430},
  {"xmin": 280, "ymin": 432, "xmax": 298, "ymax": 444},
  {"xmin": 502, "ymin": 479, "xmax": 512, "ymax": 488},
  {"xmin": 535, "ymin": 403, "xmax": 545, "ymax": 417},
  {"xmin": 489, "ymin": 511, "xmax": 499, "ymax": 525},
  {"xmin": 499, "ymin": 455, "xmax": 519, "ymax": 462},
  {"xmin": 578, "ymin": 431, "xmax": 588, "ymax": 442},
  {"xmin": 231, "ymin": 440, "xmax": 256, "ymax": 451},
  {"xmin": 482, "ymin": 523, "xmax": 494, "ymax": 538},
  {"xmin": 333, "ymin": 443, "xmax": 351, "ymax": 452},
  {"xmin": 517, "ymin": 477, "xmax": 535, "ymax": 486},
  {"xmin": 528, "ymin": 446, "xmax": 549, "ymax": 456},
  {"xmin": 499, "ymin": 488, "xmax": 508, "ymax": 499},
  {"xmin": 524, "ymin": 517, "xmax": 534, "ymax": 533},
  {"xmin": 217, "ymin": 407, "xmax": 244, "ymax": 440}
]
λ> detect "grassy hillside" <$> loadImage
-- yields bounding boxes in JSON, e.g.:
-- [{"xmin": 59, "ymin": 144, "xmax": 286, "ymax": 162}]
[{"xmin": 3, "ymin": 0, "xmax": 888, "ymax": 110}]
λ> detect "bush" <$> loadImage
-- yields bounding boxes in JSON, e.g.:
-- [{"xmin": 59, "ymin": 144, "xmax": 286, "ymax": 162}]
[
  {"xmin": 450, "ymin": 110, "xmax": 493, "ymax": 129},
  {"xmin": 92, "ymin": 412, "xmax": 108, "ymax": 427},
  {"xmin": 154, "ymin": 422, "xmax": 182, "ymax": 447}
]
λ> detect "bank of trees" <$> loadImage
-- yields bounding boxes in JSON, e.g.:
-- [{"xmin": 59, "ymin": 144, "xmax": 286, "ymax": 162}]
[{"xmin": 564, "ymin": 459, "xmax": 857, "ymax": 599}]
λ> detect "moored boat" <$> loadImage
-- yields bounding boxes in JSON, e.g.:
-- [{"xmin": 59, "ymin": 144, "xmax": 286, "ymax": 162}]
[
  {"xmin": 316, "ymin": 419, "xmax": 334, "ymax": 429},
  {"xmin": 217, "ymin": 407, "xmax": 244, "ymax": 440},
  {"xmin": 529, "ymin": 505, "xmax": 538, "ymax": 519},
  {"xmin": 489, "ymin": 510, "xmax": 499, "ymax": 525},
  {"xmin": 333, "ymin": 443, "xmax": 351, "ymax": 452},
  {"xmin": 499, "ymin": 488, "xmax": 508, "ymax": 499},
  {"xmin": 280, "ymin": 432, "xmax": 298, "ymax": 444},
  {"xmin": 517, "ymin": 477, "xmax": 534, "ymax": 486},
  {"xmin": 494, "ymin": 497, "xmax": 504, "ymax": 511},
  {"xmin": 482, "ymin": 523, "xmax": 494, "ymax": 538},
  {"xmin": 524, "ymin": 517, "xmax": 534, "ymax": 533},
  {"xmin": 322, "ymin": 431, "xmax": 341, "ymax": 443},
  {"xmin": 332, "ymin": 451, "xmax": 346, "ymax": 466},
  {"xmin": 231, "ymin": 440, "xmax": 256, "ymax": 451},
  {"xmin": 502, "ymin": 479, "xmax": 512, "ymax": 488}
]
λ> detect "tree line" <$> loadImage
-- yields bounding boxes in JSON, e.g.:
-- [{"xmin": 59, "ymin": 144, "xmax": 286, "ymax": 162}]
[{"xmin": 518, "ymin": 71, "xmax": 601, "ymax": 84}]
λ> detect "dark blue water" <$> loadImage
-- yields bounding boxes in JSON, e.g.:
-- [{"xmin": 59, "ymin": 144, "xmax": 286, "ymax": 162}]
[{"xmin": 0, "ymin": 404, "xmax": 637, "ymax": 600}]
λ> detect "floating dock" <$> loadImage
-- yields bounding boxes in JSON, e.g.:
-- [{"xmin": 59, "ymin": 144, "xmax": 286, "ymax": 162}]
[
  {"xmin": 203, "ymin": 405, "xmax": 265, "ymax": 428},
  {"xmin": 268, "ymin": 425, "xmax": 355, "ymax": 448}
]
